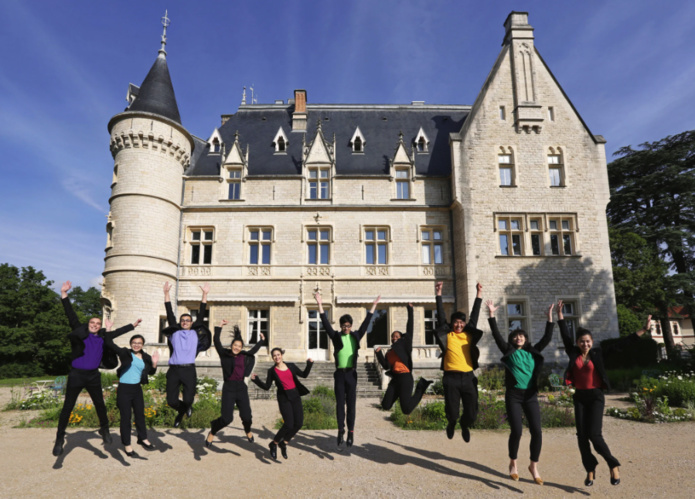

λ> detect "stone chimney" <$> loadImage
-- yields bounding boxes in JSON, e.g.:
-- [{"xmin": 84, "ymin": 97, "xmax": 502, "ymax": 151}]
[
  {"xmin": 292, "ymin": 89, "xmax": 307, "ymax": 131},
  {"xmin": 503, "ymin": 11, "xmax": 534, "ymax": 45}
]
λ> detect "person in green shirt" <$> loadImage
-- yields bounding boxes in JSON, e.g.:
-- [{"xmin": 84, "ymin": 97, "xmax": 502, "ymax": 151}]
[{"xmin": 316, "ymin": 292, "xmax": 380, "ymax": 449}]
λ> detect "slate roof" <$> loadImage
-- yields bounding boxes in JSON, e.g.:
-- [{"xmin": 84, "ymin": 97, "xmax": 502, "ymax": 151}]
[
  {"xmin": 127, "ymin": 54, "xmax": 182, "ymax": 125},
  {"xmin": 186, "ymin": 104, "xmax": 469, "ymax": 177}
]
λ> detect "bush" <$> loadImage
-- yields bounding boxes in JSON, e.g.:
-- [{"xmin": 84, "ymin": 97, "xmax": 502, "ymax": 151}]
[
  {"xmin": 144, "ymin": 371, "xmax": 168, "ymax": 393},
  {"xmin": 274, "ymin": 389, "xmax": 338, "ymax": 430},
  {"xmin": 478, "ymin": 366, "xmax": 506, "ymax": 391},
  {"xmin": 472, "ymin": 392, "xmax": 507, "ymax": 429},
  {"xmin": 101, "ymin": 372, "xmax": 119, "ymax": 388},
  {"xmin": 5, "ymin": 387, "xmax": 62, "ymax": 411},
  {"xmin": 0, "ymin": 363, "xmax": 44, "ymax": 379},
  {"xmin": 539, "ymin": 405, "xmax": 575, "ymax": 427},
  {"xmin": 601, "ymin": 336, "xmax": 659, "ymax": 369},
  {"xmin": 606, "ymin": 367, "xmax": 648, "ymax": 392},
  {"xmin": 311, "ymin": 385, "xmax": 336, "ymax": 399}
]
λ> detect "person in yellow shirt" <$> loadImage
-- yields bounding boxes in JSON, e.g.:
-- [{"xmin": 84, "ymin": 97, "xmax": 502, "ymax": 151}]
[{"xmin": 433, "ymin": 281, "xmax": 483, "ymax": 442}]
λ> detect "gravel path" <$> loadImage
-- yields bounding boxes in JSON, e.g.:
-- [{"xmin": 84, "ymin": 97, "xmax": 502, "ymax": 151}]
[{"xmin": 1, "ymin": 391, "xmax": 693, "ymax": 498}]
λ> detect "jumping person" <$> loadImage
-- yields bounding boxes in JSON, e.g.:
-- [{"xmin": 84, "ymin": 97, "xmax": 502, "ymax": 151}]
[
  {"xmin": 251, "ymin": 349, "xmax": 313, "ymax": 460},
  {"xmin": 315, "ymin": 292, "xmax": 381, "ymax": 448},
  {"xmin": 53, "ymin": 280, "xmax": 140, "ymax": 457},
  {"xmin": 433, "ymin": 281, "xmax": 483, "ymax": 442},
  {"xmin": 487, "ymin": 300, "xmax": 555, "ymax": 485},
  {"xmin": 559, "ymin": 302, "xmax": 650, "ymax": 487},
  {"xmin": 162, "ymin": 282, "xmax": 212, "ymax": 428},
  {"xmin": 104, "ymin": 324, "xmax": 158, "ymax": 457},
  {"xmin": 206, "ymin": 320, "xmax": 265, "ymax": 448},
  {"xmin": 375, "ymin": 303, "xmax": 433, "ymax": 414}
]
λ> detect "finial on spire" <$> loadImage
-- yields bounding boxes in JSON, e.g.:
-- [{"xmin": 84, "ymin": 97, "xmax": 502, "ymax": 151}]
[
  {"xmin": 398, "ymin": 131, "xmax": 404, "ymax": 142},
  {"xmin": 317, "ymin": 118, "xmax": 322, "ymax": 131},
  {"xmin": 159, "ymin": 10, "xmax": 170, "ymax": 57},
  {"xmin": 241, "ymin": 87, "xmax": 247, "ymax": 105},
  {"xmin": 234, "ymin": 130, "xmax": 240, "ymax": 142}
]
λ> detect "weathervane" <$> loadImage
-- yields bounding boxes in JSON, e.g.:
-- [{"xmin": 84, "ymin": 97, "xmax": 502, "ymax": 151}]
[{"xmin": 159, "ymin": 10, "xmax": 170, "ymax": 56}]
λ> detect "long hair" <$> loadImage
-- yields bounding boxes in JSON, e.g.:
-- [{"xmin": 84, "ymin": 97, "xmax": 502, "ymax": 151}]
[{"xmin": 230, "ymin": 325, "xmax": 244, "ymax": 349}]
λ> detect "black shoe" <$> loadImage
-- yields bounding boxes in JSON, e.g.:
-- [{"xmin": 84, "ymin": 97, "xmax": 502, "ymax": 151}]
[
  {"xmin": 174, "ymin": 412, "xmax": 184, "ymax": 428},
  {"xmin": 125, "ymin": 449, "xmax": 137, "ymax": 457},
  {"xmin": 418, "ymin": 378, "xmax": 434, "ymax": 391},
  {"xmin": 446, "ymin": 423, "xmax": 455, "ymax": 440},
  {"xmin": 337, "ymin": 430, "xmax": 345, "ymax": 447},
  {"xmin": 461, "ymin": 426, "xmax": 470, "ymax": 443},
  {"xmin": 279, "ymin": 441, "xmax": 288, "ymax": 459},
  {"xmin": 610, "ymin": 467, "xmax": 620, "ymax": 486},
  {"xmin": 584, "ymin": 470, "xmax": 595, "ymax": 487},
  {"xmin": 269, "ymin": 442, "xmax": 277, "ymax": 459},
  {"xmin": 52, "ymin": 438, "xmax": 64, "ymax": 457},
  {"xmin": 137, "ymin": 439, "xmax": 155, "ymax": 451},
  {"xmin": 186, "ymin": 406, "xmax": 192, "ymax": 418},
  {"xmin": 346, "ymin": 432, "xmax": 354, "ymax": 447},
  {"xmin": 247, "ymin": 434, "xmax": 255, "ymax": 443},
  {"xmin": 99, "ymin": 428, "xmax": 113, "ymax": 445}
]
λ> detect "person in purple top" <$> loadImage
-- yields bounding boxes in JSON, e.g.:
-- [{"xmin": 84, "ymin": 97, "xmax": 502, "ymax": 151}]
[
  {"xmin": 53, "ymin": 281, "xmax": 141, "ymax": 457},
  {"xmin": 162, "ymin": 282, "xmax": 212, "ymax": 428}
]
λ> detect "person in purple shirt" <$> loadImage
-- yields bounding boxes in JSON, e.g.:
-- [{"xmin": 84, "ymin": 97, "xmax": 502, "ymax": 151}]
[
  {"xmin": 162, "ymin": 282, "xmax": 212, "ymax": 428},
  {"xmin": 53, "ymin": 281, "xmax": 141, "ymax": 457}
]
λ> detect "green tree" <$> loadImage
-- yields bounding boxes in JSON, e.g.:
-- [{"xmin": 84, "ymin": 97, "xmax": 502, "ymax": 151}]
[{"xmin": 68, "ymin": 285, "xmax": 102, "ymax": 318}]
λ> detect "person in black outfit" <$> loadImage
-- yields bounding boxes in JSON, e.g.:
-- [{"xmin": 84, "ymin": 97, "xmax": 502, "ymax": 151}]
[
  {"xmin": 559, "ymin": 301, "xmax": 650, "ymax": 487},
  {"xmin": 162, "ymin": 282, "xmax": 212, "ymax": 428},
  {"xmin": 53, "ymin": 280, "xmax": 141, "ymax": 457},
  {"xmin": 433, "ymin": 281, "xmax": 483, "ymax": 442},
  {"xmin": 104, "ymin": 325, "xmax": 158, "ymax": 457},
  {"xmin": 487, "ymin": 300, "xmax": 555, "ymax": 485},
  {"xmin": 252, "ymin": 348, "xmax": 313, "ymax": 460},
  {"xmin": 375, "ymin": 303, "xmax": 433, "ymax": 414},
  {"xmin": 206, "ymin": 319, "xmax": 265, "ymax": 448},
  {"xmin": 315, "ymin": 292, "xmax": 380, "ymax": 448}
]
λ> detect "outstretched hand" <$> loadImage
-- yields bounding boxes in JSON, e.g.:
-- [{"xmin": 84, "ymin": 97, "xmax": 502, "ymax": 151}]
[
  {"xmin": 557, "ymin": 300, "xmax": 564, "ymax": 320},
  {"xmin": 375, "ymin": 347, "xmax": 381, "ymax": 353},
  {"xmin": 476, "ymin": 282, "xmax": 483, "ymax": 298},
  {"xmin": 104, "ymin": 318, "xmax": 114, "ymax": 331},
  {"xmin": 314, "ymin": 292, "xmax": 322, "ymax": 304},
  {"xmin": 163, "ymin": 282, "xmax": 172, "ymax": 294},
  {"xmin": 370, "ymin": 295, "xmax": 381, "ymax": 313},
  {"xmin": 547, "ymin": 303, "xmax": 555, "ymax": 322},
  {"xmin": 260, "ymin": 333, "xmax": 265, "ymax": 342},
  {"xmin": 152, "ymin": 350, "xmax": 160, "ymax": 367},
  {"xmin": 307, "ymin": 358, "xmax": 314, "ymax": 363},
  {"xmin": 639, "ymin": 315, "xmax": 653, "ymax": 336},
  {"xmin": 251, "ymin": 373, "xmax": 257, "ymax": 380},
  {"xmin": 133, "ymin": 319, "xmax": 142, "ymax": 328},
  {"xmin": 435, "ymin": 281, "xmax": 443, "ymax": 296},
  {"xmin": 61, "ymin": 281, "xmax": 72, "ymax": 298},
  {"xmin": 219, "ymin": 319, "xmax": 229, "ymax": 328},
  {"xmin": 200, "ymin": 283, "xmax": 211, "ymax": 295},
  {"xmin": 485, "ymin": 299, "xmax": 499, "ymax": 316}
]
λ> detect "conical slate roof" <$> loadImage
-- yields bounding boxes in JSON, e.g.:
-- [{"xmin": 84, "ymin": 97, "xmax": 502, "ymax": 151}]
[{"xmin": 128, "ymin": 54, "xmax": 182, "ymax": 125}]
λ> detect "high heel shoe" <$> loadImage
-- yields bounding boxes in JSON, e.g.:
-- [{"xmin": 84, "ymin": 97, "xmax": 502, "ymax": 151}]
[
  {"xmin": 278, "ymin": 441, "xmax": 288, "ymax": 459},
  {"xmin": 269, "ymin": 442, "xmax": 277, "ymax": 459},
  {"xmin": 124, "ymin": 448, "xmax": 136, "ymax": 457},
  {"xmin": 137, "ymin": 439, "xmax": 155, "ymax": 450},
  {"xmin": 584, "ymin": 470, "xmax": 595, "ymax": 487},
  {"xmin": 610, "ymin": 467, "xmax": 620, "ymax": 485},
  {"xmin": 205, "ymin": 434, "xmax": 213, "ymax": 449},
  {"xmin": 529, "ymin": 465, "xmax": 543, "ymax": 486},
  {"xmin": 246, "ymin": 433, "xmax": 255, "ymax": 443},
  {"xmin": 509, "ymin": 464, "xmax": 519, "ymax": 481}
]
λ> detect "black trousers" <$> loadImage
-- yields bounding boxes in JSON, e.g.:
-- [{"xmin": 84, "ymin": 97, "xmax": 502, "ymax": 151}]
[
  {"xmin": 442, "ymin": 371, "xmax": 478, "ymax": 429},
  {"xmin": 505, "ymin": 388, "xmax": 542, "ymax": 461},
  {"xmin": 334, "ymin": 369, "xmax": 358, "ymax": 432},
  {"xmin": 210, "ymin": 380, "xmax": 253, "ymax": 434},
  {"xmin": 274, "ymin": 389, "xmax": 303, "ymax": 443},
  {"xmin": 381, "ymin": 373, "xmax": 426, "ymax": 415},
  {"xmin": 56, "ymin": 368, "xmax": 109, "ymax": 440},
  {"xmin": 166, "ymin": 365, "xmax": 197, "ymax": 414},
  {"xmin": 117, "ymin": 383, "xmax": 147, "ymax": 446},
  {"xmin": 573, "ymin": 389, "xmax": 621, "ymax": 471}
]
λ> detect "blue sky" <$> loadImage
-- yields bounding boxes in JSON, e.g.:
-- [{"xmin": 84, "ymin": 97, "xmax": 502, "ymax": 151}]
[{"xmin": 1, "ymin": 0, "xmax": 693, "ymax": 290}]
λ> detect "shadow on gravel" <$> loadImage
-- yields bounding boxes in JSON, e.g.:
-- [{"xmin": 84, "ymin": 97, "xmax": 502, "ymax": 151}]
[
  {"xmin": 386, "ymin": 439, "xmax": 590, "ymax": 496},
  {"xmin": 165, "ymin": 428, "xmax": 210, "ymax": 461},
  {"xmin": 146, "ymin": 428, "xmax": 173, "ymax": 453},
  {"xmin": 52, "ymin": 430, "xmax": 109, "ymax": 469}
]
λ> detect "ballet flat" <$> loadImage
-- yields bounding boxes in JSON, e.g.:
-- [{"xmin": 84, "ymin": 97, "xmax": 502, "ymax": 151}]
[{"xmin": 509, "ymin": 473, "xmax": 519, "ymax": 481}]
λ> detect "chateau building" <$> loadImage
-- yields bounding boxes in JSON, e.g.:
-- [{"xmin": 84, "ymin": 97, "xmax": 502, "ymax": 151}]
[{"xmin": 103, "ymin": 12, "xmax": 619, "ymax": 366}]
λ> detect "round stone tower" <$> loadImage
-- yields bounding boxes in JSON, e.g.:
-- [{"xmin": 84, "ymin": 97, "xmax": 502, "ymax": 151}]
[{"xmin": 103, "ymin": 17, "xmax": 193, "ymax": 345}]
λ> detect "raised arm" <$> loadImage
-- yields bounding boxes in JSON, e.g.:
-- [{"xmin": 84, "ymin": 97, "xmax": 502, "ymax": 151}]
[
  {"xmin": 192, "ymin": 284, "xmax": 210, "ymax": 329},
  {"xmin": 163, "ymin": 282, "xmax": 177, "ymax": 327},
  {"xmin": 251, "ymin": 369, "xmax": 273, "ymax": 391},
  {"xmin": 486, "ymin": 300, "xmax": 507, "ymax": 353},
  {"xmin": 557, "ymin": 300, "xmax": 575, "ymax": 356},
  {"xmin": 435, "ymin": 281, "xmax": 447, "ymax": 328},
  {"xmin": 603, "ymin": 314, "xmax": 651, "ymax": 355},
  {"xmin": 110, "ymin": 319, "xmax": 140, "ymax": 341},
  {"xmin": 150, "ymin": 351, "xmax": 159, "ymax": 373},
  {"xmin": 298, "ymin": 359, "xmax": 314, "ymax": 378},
  {"xmin": 213, "ymin": 320, "xmax": 228, "ymax": 357},
  {"xmin": 246, "ymin": 333, "xmax": 265, "ymax": 356},
  {"xmin": 533, "ymin": 304, "xmax": 555, "ymax": 352},
  {"xmin": 315, "ymin": 293, "xmax": 337, "ymax": 339},
  {"xmin": 467, "ymin": 283, "xmax": 483, "ymax": 329},
  {"xmin": 374, "ymin": 347, "xmax": 390, "ymax": 370},
  {"xmin": 356, "ymin": 296, "xmax": 380, "ymax": 340},
  {"xmin": 103, "ymin": 319, "xmax": 127, "ymax": 354},
  {"xmin": 60, "ymin": 281, "xmax": 81, "ymax": 330},
  {"xmin": 406, "ymin": 303, "xmax": 414, "ymax": 337}
]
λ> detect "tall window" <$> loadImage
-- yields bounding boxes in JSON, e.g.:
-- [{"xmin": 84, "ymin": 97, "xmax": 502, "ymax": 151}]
[
  {"xmin": 307, "ymin": 228, "xmax": 330, "ymax": 265},
  {"xmin": 309, "ymin": 167, "xmax": 330, "ymax": 199},
  {"xmin": 671, "ymin": 321, "xmax": 681, "ymax": 336},
  {"xmin": 421, "ymin": 228, "xmax": 444, "ymax": 265},
  {"xmin": 353, "ymin": 137, "xmax": 363, "ymax": 152},
  {"xmin": 548, "ymin": 152, "xmax": 565, "ymax": 187},
  {"xmin": 307, "ymin": 310, "xmax": 328, "ymax": 350},
  {"xmin": 424, "ymin": 309, "xmax": 438, "ymax": 345},
  {"xmin": 249, "ymin": 228, "xmax": 272, "ymax": 265},
  {"xmin": 507, "ymin": 302, "xmax": 527, "ymax": 333},
  {"xmin": 417, "ymin": 137, "xmax": 427, "ymax": 152},
  {"xmin": 365, "ymin": 228, "xmax": 388, "ymax": 265},
  {"xmin": 396, "ymin": 169, "xmax": 410, "ymax": 199},
  {"xmin": 212, "ymin": 138, "xmax": 220, "ymax": 153},
  {"xmin": 247, "ymin": 309, "xmax": 268, "ymax": 344},
  {"xmin": 227, "ymin": 168, "xmax": 241, "ymax": 200},
  {"xmin": 276, "ymin": 136, "xmax": 286, "ymax": 152},
  {"xmin": 498, "ymin": 217, "xmax": 523, "ymax": 256},
  {"xmin": 498, "ymin": 153, "xmax": 514, "ymax": 186},
  {"xmin": 190, "ymin": 228, "xmax": 213, "ymax": 265},
  {"xmin": 549, "ymin": 218, "xmax": 574, "ymax": 256},
  {"xmin": 530, "ymin": 218, "xmax": 543, "ymax": 256},
  {"xmin": 560, "ymin": 301, "xmax": 579, "ymax": 341}
]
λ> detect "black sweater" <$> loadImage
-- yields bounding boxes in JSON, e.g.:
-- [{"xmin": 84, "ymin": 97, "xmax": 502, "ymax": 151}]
[
  {"xmin": 104, "ymin": 334, "xmax": 157, "ymax": 385},
  {"xmin": 161, "ymin": 301, "xmax": 212, "ymax": 359},
  {"xmin": 213, "ymin": 326, "xmax": 264, "ymax": 380},
  {"xmin": 376, "ymin": 305, "xmax": 414, "ymax": 375},
  {"xmin": 62, "ymin": 297, "xmax": 132, "ymax": 370},
  {"xmin": 320, "ymin": 311, "xmax": 374, "ymax": 369},
  {"xmin": 433, "ymin": 294, "xmax": 484, "ymax": 371},
  {"xmin": 252, "ymin": 362, "xmax": 313, "ymax": 396},
  {"xmin": 489, "ymin": 317, "xmax": 554, "ymax": 392}
]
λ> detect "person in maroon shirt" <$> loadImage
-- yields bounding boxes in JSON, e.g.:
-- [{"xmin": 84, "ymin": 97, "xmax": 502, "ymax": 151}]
[{"xmin": 559, "ymin": 301, "xmax": 650, "ymax": 487}]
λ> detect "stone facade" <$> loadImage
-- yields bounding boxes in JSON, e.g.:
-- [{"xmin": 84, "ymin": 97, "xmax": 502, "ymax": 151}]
[{"xmin": 102, "ymin": 12, "xmax": 619, "ymax": 367}]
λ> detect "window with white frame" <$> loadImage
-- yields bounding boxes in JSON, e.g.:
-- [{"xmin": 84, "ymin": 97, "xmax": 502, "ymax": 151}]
[
  {"xmin": 498, "ymin": 148, "xmax": 515, "ymax": 186},
  {"xmin": 308, "ymin": 167, "xmax": 330, "ymax": 199},
  {"xmin": 350, "ymin": 127, "xmax": 365, "ymax": 153},
  {"xmin": 530, "ymin": 218, "xmax": 543, "ymax": 256},
  {"xmin": 507, "ymin": 301, "xmax": 527, "ymax": 333},
  {"xmin": 549, "ymin": 217, "xmax": 574, "ymax": 256},
  {"xmin": 190, "ymin": 228, "xmax": 214, "ymax": 265},
  {"xmin": 227, "ymin": 168, "xmax": 242, "ymax": 200},
  {"xmin": 548, "ymin": 149, "xmax": 565, "ymax": 187},
  {"xmin": 396, "ymin": 168, "xmax": 410, "ymax": 199},
  {"xmin": 498, "ymin": 216, "xmax": 523, "ymax": 256},
  {"xmin": 247, "ymin": 309, "xmax": 268, "ymax": 344},
  {"xmin": 212, "ymin": 138, "xmax": 221, "ymax": 153},
  {"xmin": 424, "ymin": 309, "xmax": 438, "ymax": 345},
  {"xmin": 421, "ymin": 227, "xmax": 444, "ymax": 265},
  {"xmin": 307, "ymin": 227, "xmax": 330, "ymax": 265},
  {"xmin": 307, "ymin": 310, "xmax": 328, "ymax": 350},
  {"xmin": 248, "ymin": 227, "xmax": 272, "ymax": 265},
  {"xmin": 273, "ymin": 128, "xmax": 288, "ymax": 153},
  {"xmin": 365, "ymin": 227, "xmax": 388, "ymax": 265},
  {"xmin": 414, "ymin": 128, "xmax": 429, "ymax": 153}
]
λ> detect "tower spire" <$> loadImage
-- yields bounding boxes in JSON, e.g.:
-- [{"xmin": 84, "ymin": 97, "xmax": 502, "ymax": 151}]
[{"xmin": 159, "ymin": 10, "xmax": 170, "ymax": 57}]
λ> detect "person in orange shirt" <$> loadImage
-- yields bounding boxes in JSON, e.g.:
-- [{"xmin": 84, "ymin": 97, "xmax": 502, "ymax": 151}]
[
  {"xmin": 433, "ymin": 281, "xmax": 483, "ymax": 442},
  {"xmin": 375, "ymin": 303, "xmax": 433, "ymax": 414}
]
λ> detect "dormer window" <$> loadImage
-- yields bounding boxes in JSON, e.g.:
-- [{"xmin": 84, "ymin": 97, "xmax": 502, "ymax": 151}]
[
  {"xmin": 350, "ymin": 127, "xmax": 365, "ymax": 153},
  {"xmin": 277, "ymin": 137, "xmax": 286, "ymax": 151},
  {"xmin": 273, "ymin": 127, "xmax": 289, "ymax": 153},
  {"xmin": 207, "ymin": 128, "xmax": 223, "ymax": 154},
  {"xmin": 212, "ymin": 138, "xmax": 220, "ymax": 153},
  {"xmin": 414, "ymin": 127, "xmax": 429, "ymax": 153},
  {"xmin": 354, "ymin": 137, "xmax": 363, "ymax": 152}
]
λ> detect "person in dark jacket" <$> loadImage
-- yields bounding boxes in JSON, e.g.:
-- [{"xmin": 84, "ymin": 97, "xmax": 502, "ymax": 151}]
[
  {"xmin": 375, "ymin": 303, "xmax": 433, "ymax": 414},
  {"xmin": 487, "ymin": 300, "xmax": 555, "ymax": 485},
  {"xmin": 162, "ymin": 282, "xmax": 212, "ymax": 428},
  {"xmin": 53, "ymin": 280, "xmax": 141, "ymax": 457},
  {"xmin": 315, "ymin": 292, "xmax": 380, "ymax": 448},
  {"xmin": 251, "ymin": 348, "xmax": 313, "ymax": 460},
  {"xmin": 206, "ymin": 320, "xmax": 265, "ymax": 448},
  {"xmin": 433, "ymin": 281, "xmax": 483, "ymax": 443},
  {"xmin": 104, "ymin": 325, "xmax": 158, "ymax": 457},
  {"xmin": 559, "ymin": 301, "xmax": 650, "ymax": 487}
]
